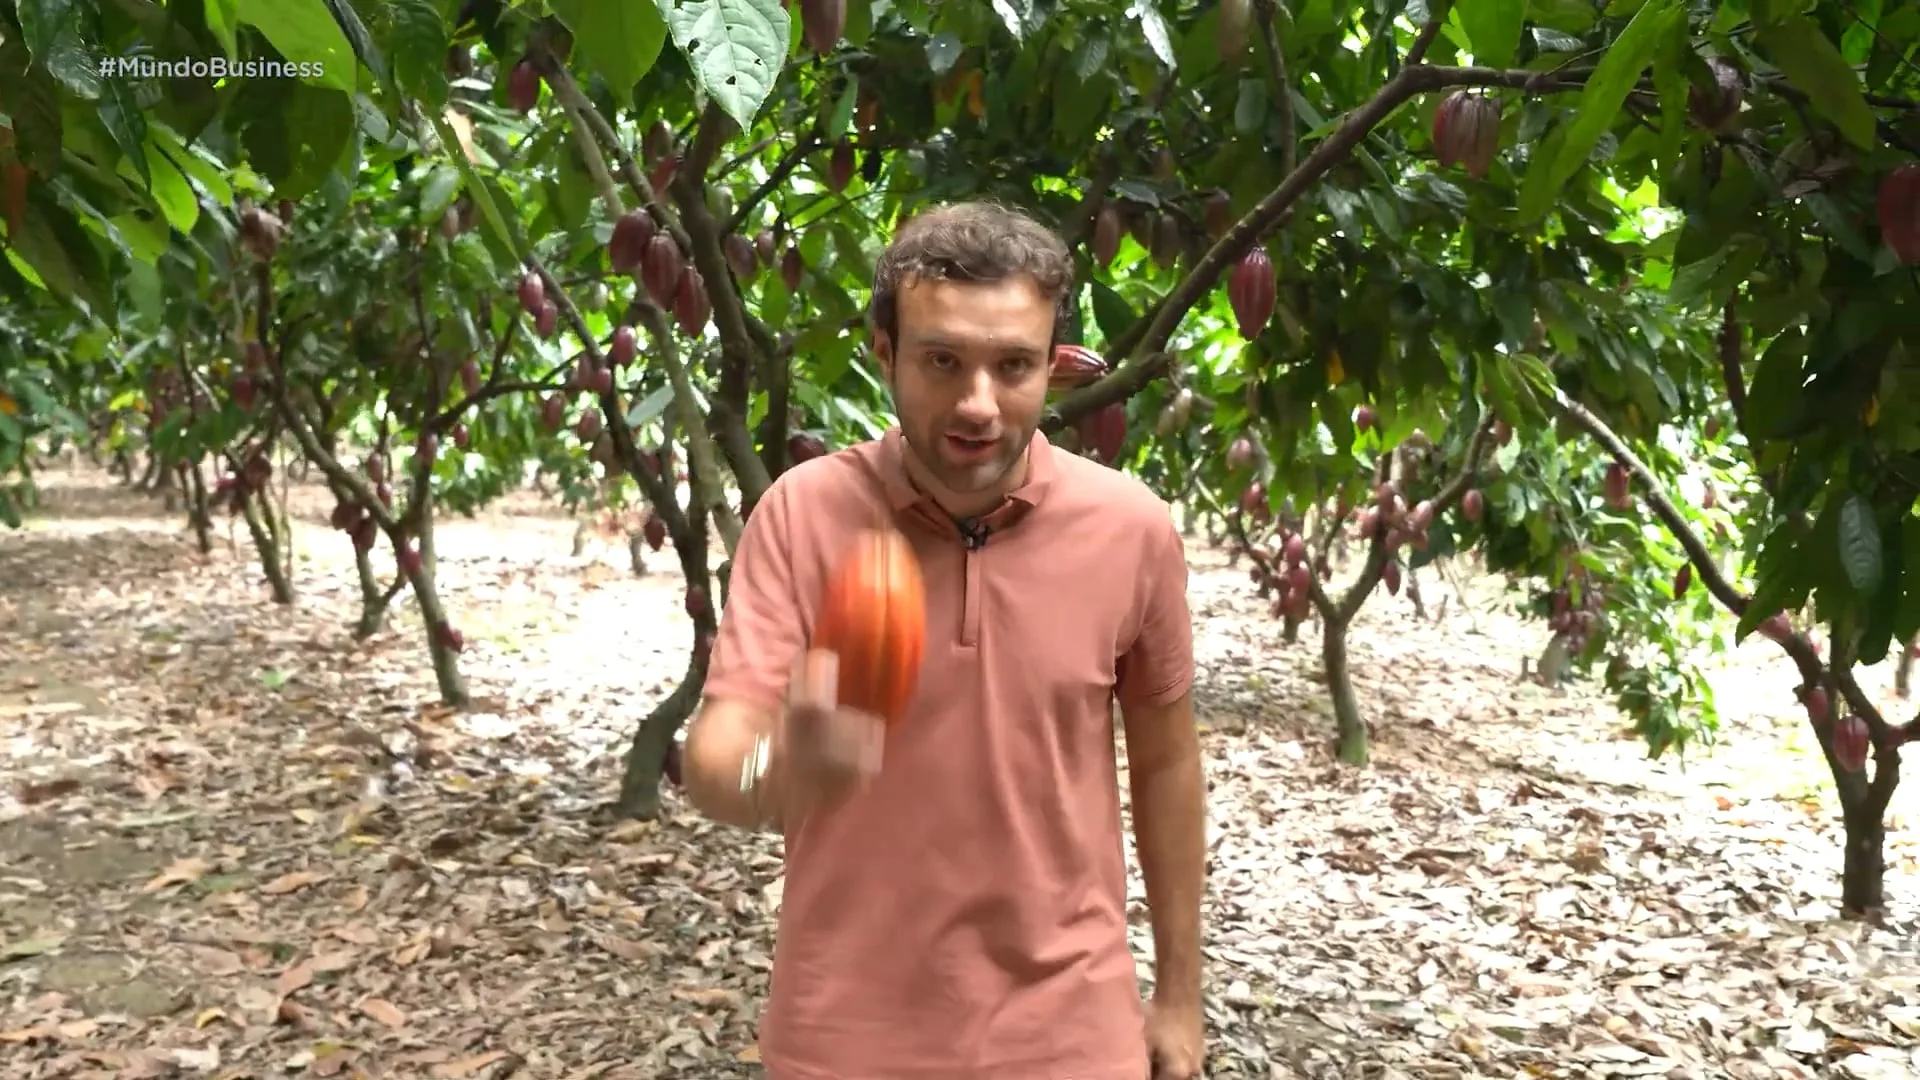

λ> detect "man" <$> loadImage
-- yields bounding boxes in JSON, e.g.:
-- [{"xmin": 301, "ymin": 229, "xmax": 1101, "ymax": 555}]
[{"xmin": 682, "ymin": 202, "xmax": 1206, "ymax": 1079}]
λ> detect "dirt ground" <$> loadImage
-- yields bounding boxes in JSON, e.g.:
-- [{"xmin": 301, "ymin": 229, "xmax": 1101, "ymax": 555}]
[{"xmin": 2, "ymin": 469, "xmax": 1917, "ymax": 1079}]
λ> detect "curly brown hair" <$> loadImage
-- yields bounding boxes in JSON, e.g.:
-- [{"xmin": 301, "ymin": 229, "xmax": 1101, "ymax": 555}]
[{"xmin": 869, "ymin": 202, "xmax": 1075, "ymax": 346}]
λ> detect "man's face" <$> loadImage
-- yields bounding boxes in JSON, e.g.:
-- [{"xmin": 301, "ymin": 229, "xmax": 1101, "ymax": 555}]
[{"xmin": 876, "ymin": 275, "xmax": 1055, "ymax": 501}]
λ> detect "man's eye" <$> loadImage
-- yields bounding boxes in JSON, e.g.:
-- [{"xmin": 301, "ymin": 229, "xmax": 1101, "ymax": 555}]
[
  {"xmin": 1000, "ymin": 357, "xmax": 1033, "ymax": 376},
  {"xmin": 927, "ymin": 353, "xmax": 957, "ymax": 370}
]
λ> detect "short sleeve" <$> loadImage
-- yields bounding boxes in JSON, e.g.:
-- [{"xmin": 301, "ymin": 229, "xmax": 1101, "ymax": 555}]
[
  {"xmin": 702, "ymin": 481, "xmax": 808, "ymax": 712},
  {"xmin": 1114, "ymin": 515, "xmax": 1194, "ymax": 707}
]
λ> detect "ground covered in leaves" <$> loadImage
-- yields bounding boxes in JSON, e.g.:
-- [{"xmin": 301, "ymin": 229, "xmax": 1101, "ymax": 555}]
[{"xmin": 3, "ymin": 469, "xmax": 1918, "ymax": 1080}]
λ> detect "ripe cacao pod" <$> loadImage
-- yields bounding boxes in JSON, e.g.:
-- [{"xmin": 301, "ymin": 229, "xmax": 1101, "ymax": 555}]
[
  {"xmin": 1833, "ymin": 713, "xmax": 1870, "ymax": 772},
  {"xmin": 781, "ymin": 246, "xmax": 804, "ymax": 291},
  {"xmin": 1686, "ymin": 57, "xmax": 1744, "ymax": 132},
  {"xmin": 1226, "ymin": 436, "xmax": 1254, "ymax": 469},
  {"xmin": 1050, "ymin": 344, "xmax": 1107, "ymax": 391},
  {"xmin": 827, "ymin": 140, "xmax": 856, "ymax": 193},
  {"xmin": 643, "ymin": 119, "xmax": 674, "ymax": 164},
  {"xmin": 1284, "ymin": 534, "xmax": 1306, "ymax": 566},
  {"xmin": 453, "ymin": 423, "xmax": 470, "ymax": 449},
  {"xmin": 723, "ymin": 233, "xmax": 758, "ymax": 280},
  {"xmin": 1803, "ymin": 685, "xmax": 1830, "ymax": 726},
  {"xmin": 801, "ymin": 0, "xmax": 846, "ymax": 54},
  {"xmin": 436, "ymin": 622, "xmax": 466, "ymax": 653},
  {"xmin": 1216, "ymin": 0, "xmax": 1251, "ymax": 68},
  {"xmin": 397, "ymin": 545, "xmax": 423, "ymax": 578},
  {"xmin": 1492, "ymin": 419, "xmax": 1513, "ymax": 446},
  {"xmin": 1227, "ymin": 248, "xmax": 1276, "ymax": 340},
  {"xmin": 788, "ymin": 432, "xmax": 829, "ymax": 463},
  {"xmin": 648, "ymin": 154, "xmax": 679, "ymax": 196},
  {"xmin": 1354, "ymin": 405, "xmax": 1377, "ymax": 433},
  {"xmin": 1462, "ymin": 488, "xmax": 1484, "ymax": 522},
  {"xmin": 643, "ymin": 514, "xmax": 667, "ymax": 551},
  {"xmin": 1604, "ymin": 463, "xmax": 1630, "ymax": 508},
  {"xmin": 1876, "ymin": 162, "xmax": 1920, "ymax": 266},
  {"xmin": 755, "ymin": 230, "xmax": 777, "ymax": 267},
  {"xmin": 507, "ymin": 61, "xmax": 540, "ymax": 113},
  {"xmin": 643, "ymin": 234, "xmax": 684, "ymax": 306},
  {"xmin": 812, "ymin": 528, "xmax": 928, "ymax": 726},
  {"xmin": 1150, "ymin": 214, "xmax": 1181, "ymax": 269},
  {"xmin": 1201, "ymin": 190, "xmax": 1233, "ymax": 238},
  {"xmin": 673, "ymin": 268, "xmax": 711, "ymax": 336},
  {"xmin": 1078, "ymin": 402, "xmax": 1128, "ymax": 464},
  {"xmin": 1759, "ymin": 612, "xmax": 1792, "ymax": 643},
  {"xmin": 1432, "ymin": 91, "xmax": 1502, "ymax": 179},
  {"xmin": 352, "ymin": 517, "xmax": 379, "ymax": 552},
  {"xmin": 535, "ymin": 300, "xmax": 558, "ymax": 339},
  {"xmin": 576, "ymin": 407, "xmax": 603, "ymax": 442},
  {"xmin": 610, "ymin": 210, "xmax": 655, "ymax": 274},
  {"xmin": 518, "ymin": 272, "xmax": 545, "ymax": 315},
  {"xmin": 1382, "ymin": 561, "xmax": 1402, "ymax": 596},
  {"xmin": 541, "ymin": 393, "xmax": 566, "ymax": 432},
  {"xmin": 1092, "ymin": 205, "xmax": 1122, "ymax": 268},
  {"xmin": 609, "ymin": 325, "xmax": 638, "ymax": 367},
  {"xmin": 1240, "ymin": 483, "xmax": 1268, "ymax": 518},
  {"xmin": 1673, "ymin": 563, "xmax": 1692, "ymax": 598},
  {"xmin": 460, "ymin": 360, "xmax": 482, "ymax": 396}
]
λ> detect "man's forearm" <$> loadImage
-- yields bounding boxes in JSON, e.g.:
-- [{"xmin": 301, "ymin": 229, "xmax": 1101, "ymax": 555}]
[{"xmin": 1130, "ymin": 753, "xmax": 1206, "ymax": 1005}]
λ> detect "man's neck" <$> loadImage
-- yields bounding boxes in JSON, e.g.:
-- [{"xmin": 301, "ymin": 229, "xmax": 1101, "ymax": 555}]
[{"xmin": 903, "ymin": 438, "xmax": 1030, "ymax": 521}]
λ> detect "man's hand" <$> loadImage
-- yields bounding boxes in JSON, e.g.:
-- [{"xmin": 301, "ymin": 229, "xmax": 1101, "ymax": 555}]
[
  {"xmin": 770, "ymin": 650, "xmax": 886, "ymax": 823},
  {"xmin": 1144, "ymin": 995, "xmax": 1204, "ymax": 1079}
]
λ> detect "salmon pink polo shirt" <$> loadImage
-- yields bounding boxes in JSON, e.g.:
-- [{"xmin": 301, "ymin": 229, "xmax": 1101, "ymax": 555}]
[{"xmin": 703, "ymin": 427, "xmax": 1195, "ymax": 1080}]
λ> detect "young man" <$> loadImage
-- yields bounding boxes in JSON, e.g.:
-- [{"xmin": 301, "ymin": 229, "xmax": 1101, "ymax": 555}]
[{"xmin": 682, "ymin": 202, "xmax": 1206, "ymax": 1079}]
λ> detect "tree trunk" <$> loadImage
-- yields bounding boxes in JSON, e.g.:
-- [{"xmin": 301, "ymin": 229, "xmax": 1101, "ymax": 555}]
[
  {"xmin": 240, "ymin": 497, "xmax": 295, "ymax": 604},
  {"xmin": 1840, "ymin": 808, "xmax": 1885, "ymax": 914},
  {"xmin": 1323, "ymin": 615, "xmax": 1368, "ymax": 765},
  {"xmin": 408, "ymin": 508, "xmax": 469, "ymax": 706},
  {"xmin": 616, "ymin": 654, "xmax": 706, "ymax": 819},
  {"xmin": 1896, "ymin": 638, "xmax": 1913, "ymax": 699},
  {"xmin": 1406, "ymin": 568, "xmax": 1426, "ymax": 619},
  {"xmin": 184, "ymin": 463, "xmax": 214, "ymax": 555},
  {"xmin": 353, "ymin": 547, "xmax": 392, "ymax": 638}
]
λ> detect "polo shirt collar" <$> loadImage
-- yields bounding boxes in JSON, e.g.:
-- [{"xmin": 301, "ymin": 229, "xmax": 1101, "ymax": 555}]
[{"xmin": 877, "ymin": 427, "xmax": 1056, "ymax": 516}]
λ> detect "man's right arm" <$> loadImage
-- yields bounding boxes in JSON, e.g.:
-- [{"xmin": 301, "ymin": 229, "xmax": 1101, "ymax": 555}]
[{"xmin": 681, "ymin": 479, "xmax": 808, "ymax": 829}]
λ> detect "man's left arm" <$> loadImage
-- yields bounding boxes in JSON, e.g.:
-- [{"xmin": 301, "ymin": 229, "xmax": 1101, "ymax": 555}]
[{"xmin": 1116, "ymin": 517, "xmax": 1204, "ymax": 1010}]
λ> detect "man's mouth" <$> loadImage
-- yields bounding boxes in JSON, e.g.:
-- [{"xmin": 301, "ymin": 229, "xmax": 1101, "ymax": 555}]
[{"xmin": 944, "ymin": 433, "xmax": 998, "ymax": 459}]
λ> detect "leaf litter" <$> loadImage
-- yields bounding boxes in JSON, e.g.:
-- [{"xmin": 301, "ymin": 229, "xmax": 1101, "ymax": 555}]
[{"xmin": 0, "ymin": 472, "xmax": 1916, "ymax": 1079}]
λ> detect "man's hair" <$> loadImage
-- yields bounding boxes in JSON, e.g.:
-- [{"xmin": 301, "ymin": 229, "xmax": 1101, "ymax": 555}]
[{"xmin": 869, "ymin": 201, "xmax": 1075, "ymax": 347}]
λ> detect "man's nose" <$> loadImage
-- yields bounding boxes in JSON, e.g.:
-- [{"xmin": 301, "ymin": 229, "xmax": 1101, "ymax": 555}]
[{"xmin": 953, "ymin": 369, "xmax": 997, "ymax": 425}]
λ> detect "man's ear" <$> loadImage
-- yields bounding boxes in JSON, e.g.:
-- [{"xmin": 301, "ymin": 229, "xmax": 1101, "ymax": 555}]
[{"xmin": 872, "ymin": 330, "xmax": 895, "ymax": 380}]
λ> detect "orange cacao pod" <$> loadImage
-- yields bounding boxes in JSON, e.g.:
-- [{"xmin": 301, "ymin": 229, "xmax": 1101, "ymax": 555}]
[{"xmin": 813, "ymin": 529, "xmax": 928, "ymax": 725}]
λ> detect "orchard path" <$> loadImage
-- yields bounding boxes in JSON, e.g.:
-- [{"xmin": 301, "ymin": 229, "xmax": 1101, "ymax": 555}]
[{"xmin": 3, "ymin": 469, "xmax": 1919, "ymax": 1080}]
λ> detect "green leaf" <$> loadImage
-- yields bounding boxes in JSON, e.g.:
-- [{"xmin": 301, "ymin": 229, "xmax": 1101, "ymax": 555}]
[
  {"xmin": 11, "ymin": 189, "xmax": 110, "ymax": 316},
  {"xmin": 1836, "ymin": 494, "xmax": 1884, "ymax": 593},
  {"xmin": 660, "ymin": 0, "xmax": 788, "ymax": 130},
  {"xmin": 1518, "ymin": 0, "xmax": 1679, "ymax": 222},
  {"xmin": 205, "ymin": 0, "xmax": 241, "ymax": 55},
  {"xmin": 1743, "ymin": 328, "xmax": 1806, "ymax": 439},
  {"xmin": 150, "ymin": 124, "xmax": 233, "ymax": 206},
  {"xmin": 1458, "ymin": 0, "xmax": 1526, "ymax": 69},
  {"xmin": 320, "ymin": 0, "xmax": 389, "ymax": 84},
  {"xmin": 1755, "ymin": 16, "xmax": 1877, "ymax": 150},
  {"xmin": 235, "ymin": 0, "xmax": 357, "ymax": 92},
  {"xmin": 98, "ymin": 79, "xmax": 151, "ymax": 188},
  {"xmin": 0, "ymin": 39, "xmax": 64, "ymax": 176},
  {"xmin": 1130, "ymin": 0, "xmax": 1177, "ymax": 68},
  {"xmin": 555, "ymin": 0, "xmax": 668, "ymax": 101},
  {"xmin": 420, "ymin": 165, "xmax": 462, "ymax": 219},
  {"xmin": 1896, "ymin": 517, "xmax": 1920, "ymax": 643},
  {"xmin": 388, "ymin": 0, "xmax": 449, "ymax": 107},
  {"xmin": 1089, "ymin": 280, "xmax": 1138, "ymax": 344}
]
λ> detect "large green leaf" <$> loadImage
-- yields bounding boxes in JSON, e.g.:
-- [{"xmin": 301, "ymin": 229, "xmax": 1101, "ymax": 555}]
[
  {"xmin": 661, "ymin": 0, "xmax": 788, "ymax": 130},
  {"xmin": 1458, "ymin": 0, "xmax": 1526, "ymax": 69},
  {"xmin": 235, "ymin": 0, "xmax": 357, "ymax": 92},
  {"xmin": 1517, "ymin": 0, "xmax": 1679, "ymax": 222},
  {"xmin": 1835, "ymin": 493, "xmax": 1884, "ymax": 594},
  {"xmin": 0, "ymin": 39, "xmax": 64, "ymax": 176},
  {"xmin": 205, "ymin": 0, "xmax": 241, "ymax": 55},
  {"xmin": 1755, "ymin": 16, "xmax": 1877, "ymax": 150},
  {"xmin": 11, "ymin": 189, "xmax": 111, "ymax": 317},
  {"xmin": 555, "ymin": 0, "xmax": 669, "ymax": 101},
  {"xmin": 142, "ymin": 141, "xmax": 198, "ymax": 233},
  {"xmin": 389, "ymin": 0, "xmax": 450, "ymax": 108}
]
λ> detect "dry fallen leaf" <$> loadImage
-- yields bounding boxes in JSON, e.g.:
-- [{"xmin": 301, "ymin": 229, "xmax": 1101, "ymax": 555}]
[
  {"xmin": 260, "ymin": 870, "xmax": 329, "ymax": 895},
  {"xmin": 142, "ymin": 857, "xmax": 211, "ymax": 893},
  {"xmin": 358, "ymin": 996, "xmax": 408, "ymax": 1029},
  {"xmin": 429, "ymin": 1050, "xmax": 510, "ymax": 1078}
]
